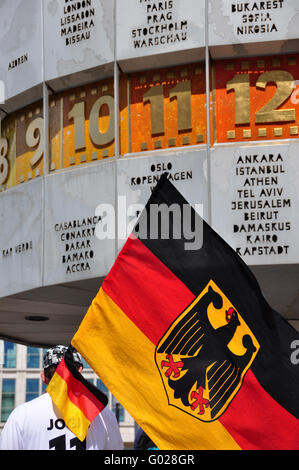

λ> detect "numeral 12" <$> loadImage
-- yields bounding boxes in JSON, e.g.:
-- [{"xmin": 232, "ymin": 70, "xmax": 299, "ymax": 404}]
[{"xmin": 227, "ymin": 70, "xmax": 296, "ymax": 125}]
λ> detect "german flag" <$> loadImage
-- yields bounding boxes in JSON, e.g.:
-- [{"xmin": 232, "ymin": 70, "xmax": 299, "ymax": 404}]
[
  {"xmin": 47, "ymin": 347, "xmax": 108, "ymax": 442},
  {"xmin": 72, "ymin": 174, "xmax": 299, "ymax": 450}
]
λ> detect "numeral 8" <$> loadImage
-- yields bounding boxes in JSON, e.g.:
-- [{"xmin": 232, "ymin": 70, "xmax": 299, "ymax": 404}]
[{"xmin": 0, "ymin": 137, "xmax": 9, "ymax": 185}]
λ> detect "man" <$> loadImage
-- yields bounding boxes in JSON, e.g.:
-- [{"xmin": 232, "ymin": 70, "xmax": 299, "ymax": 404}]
[{"xmin": 0, "ymin": 345, "xmax": 124, "ymax": 450}]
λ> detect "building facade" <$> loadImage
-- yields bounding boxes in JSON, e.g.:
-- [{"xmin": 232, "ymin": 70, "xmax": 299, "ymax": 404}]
[{"xmin": 0, "ymin": 0, "xmax": 299, "ymax": 449}]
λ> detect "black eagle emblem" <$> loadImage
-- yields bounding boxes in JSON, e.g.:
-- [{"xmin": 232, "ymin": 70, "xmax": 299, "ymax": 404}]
[{"xmin": 156, "ymin": 283, "xmax": 258, "ymax": 421}]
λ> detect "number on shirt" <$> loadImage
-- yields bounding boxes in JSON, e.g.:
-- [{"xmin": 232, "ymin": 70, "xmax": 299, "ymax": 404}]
[{"xmin": 49, "ymin": 434, "xmax": 86, "ymax": 450}]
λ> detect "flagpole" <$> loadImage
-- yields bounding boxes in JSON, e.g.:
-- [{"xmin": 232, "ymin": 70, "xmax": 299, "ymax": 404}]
[
  {"xmin": 114, "ymin": 0, "xmax": 120, "ymax": 260},
  {"xmin": 205, "ymin": 0, "xmax": 212, "ymax": 226}
]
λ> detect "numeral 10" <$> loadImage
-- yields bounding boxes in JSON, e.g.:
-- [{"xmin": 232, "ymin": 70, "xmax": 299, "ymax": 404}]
[
  {"xmin": 68, "ymin": 95, "xmax": 115, "ymax": 152},
  {"xmin": 143, "ymin": 80, "xmax": 192, "ymax": 135}
]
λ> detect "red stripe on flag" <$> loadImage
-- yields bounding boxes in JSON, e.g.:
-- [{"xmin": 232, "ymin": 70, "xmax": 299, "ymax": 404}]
[
  {"xmin": 56, "ymin": 358, "xmax": 105, "ymax": 422},
  {"xmin": 102, "ymin": 235, "xmax": 195, "ymax": 345},
  {"xmin": 219, "ymin": 369, "xmax": 299, "ymax": 449},
  {"xmin": 103, "ymin": 236, "xmax": 299, "ymax": 449}
]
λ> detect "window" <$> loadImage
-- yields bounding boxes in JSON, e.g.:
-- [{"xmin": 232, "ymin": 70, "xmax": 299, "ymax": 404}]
[
  {"xmin": 112, "ymin": 396, "xmax": 124, "ymax": 423},
  {"xmin": 26, "ymin": 379, "xmax": 39, "ymax": 402},
  {"xmin": 81, "ymin": 357, "xmax": 91, "ymax": 369},
  {"xmin": 1, "ymin": 379, "xmax": 15, "ymax": 422},
  {"xmin": 42, "ymin": 381, "xmax": 47, "ymax": 394},
  {"xmin": 3, "ymin": 342, "xmax": 16, "ymax": 368},
  {"xmin": 96, "ymin": 379, "xmax": 108, "ymax": 394},
  {"xmin": 27, "ymin": 347, "xmax": 40, "ymax": 368},
  {"xmin": 42, "ymin": 348, "xmax": 47, "ymax": 366}
]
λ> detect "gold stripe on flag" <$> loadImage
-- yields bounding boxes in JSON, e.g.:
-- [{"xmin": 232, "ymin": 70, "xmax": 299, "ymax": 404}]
[{"xmin": 72, "ymin": 288, "xmax": 241, "ymax": 450}]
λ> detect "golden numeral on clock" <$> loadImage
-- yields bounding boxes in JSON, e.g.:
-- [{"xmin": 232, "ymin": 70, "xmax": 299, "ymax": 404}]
[
  {"xmin": 226, "ymin": 74, "xmax": 250, "ymax": 125},
  {"xmin": 143, "ymin": 84, "xmax": 164, "ymax": 135},
  {"xmin": 89, "ymin": 95, "xmax": 115, "ymax": 147},
  {"xmin": 26, "ymin": 117, "xmax": 44, "ymax": 168},
  {"xmin": 143, "ymin": 80, "xmax": 192, "ymax": 135},
  {"xmin": 170, "ymin": 81, "xmax": 192, "ymax": 131},
  {"xmin": 0, "ymin": 137, "xmax": 9, "ymax": 185},
  {"xmin": 68, "ymin": 102, "xmax": 85, "ymax": 151},
  {"xmin": 68, "ymin": 95, "xmax": 115, "ymax": 152},
  {"xmin": 227, "ymin": 70, "xmax": 296, "ymax": 125},
  {"xmin": 255, "ymin": 71, "xmax": 295, "ymax": 123}
]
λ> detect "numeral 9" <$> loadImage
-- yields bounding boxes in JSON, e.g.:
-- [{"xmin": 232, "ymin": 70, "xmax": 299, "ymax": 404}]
[{"xmin": 26, "ymin": 117, "xmax": 44, "ymax": 168}]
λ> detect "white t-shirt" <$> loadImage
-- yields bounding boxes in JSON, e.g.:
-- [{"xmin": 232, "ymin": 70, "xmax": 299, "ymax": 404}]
[{"xmin": 0, "ymin": 392, "xmax": 124, "ymax": 450}]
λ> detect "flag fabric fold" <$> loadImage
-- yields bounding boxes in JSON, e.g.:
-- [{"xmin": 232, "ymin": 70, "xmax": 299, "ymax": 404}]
[
  {"xmin": 71, "ymin": 173, "xmax": 299, "ymax": 450},
  {"xmin": 47, "ymin": 346, "xmax": 108, "ymax": 442}
]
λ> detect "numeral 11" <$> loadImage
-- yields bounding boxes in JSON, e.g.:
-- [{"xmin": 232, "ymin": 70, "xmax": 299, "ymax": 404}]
[{"xmin": 143, "ymin": 80, "xmax": 192, "ymax": 135}]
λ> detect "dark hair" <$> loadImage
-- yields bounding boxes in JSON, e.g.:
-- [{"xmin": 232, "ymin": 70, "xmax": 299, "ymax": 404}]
[{"xmin": 44, "ymin": 365, "xmax": 58, "ymax": 382}]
